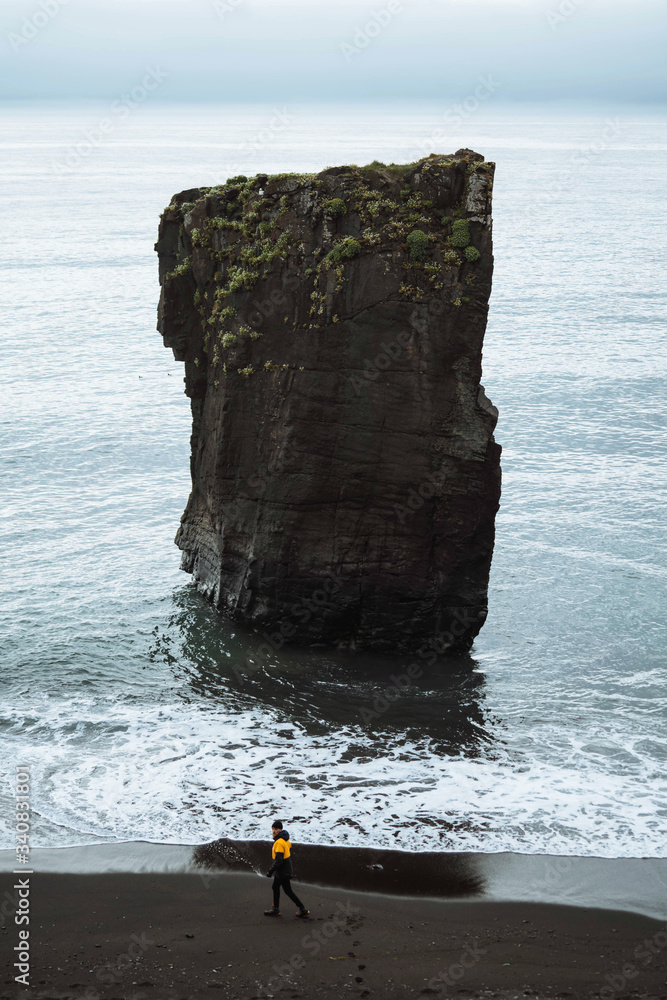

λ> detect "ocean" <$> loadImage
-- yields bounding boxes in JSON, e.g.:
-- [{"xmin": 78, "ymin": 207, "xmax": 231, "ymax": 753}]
[{"xmin": 1, "ymin": 99, "xmax": 666, "ymax": 860}]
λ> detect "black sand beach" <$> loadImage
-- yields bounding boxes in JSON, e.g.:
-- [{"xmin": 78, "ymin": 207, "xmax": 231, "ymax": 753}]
[{"xmin": 3, "ymin": 849, "xmax": 667, "ymax": 1000}]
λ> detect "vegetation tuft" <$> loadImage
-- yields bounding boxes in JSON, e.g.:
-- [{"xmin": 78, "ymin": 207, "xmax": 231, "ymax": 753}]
[
  {"xmin": 324, "ymin": 198, "xmax": 347, "ymax": 217},
  {"xmin": 326, "ymin": 237, "xmax": 361, "ymax": 265},
  {"xmin": 406, "ymin": 229, "xmax": 430, "ymax": 262},
  {"xmin": 451, "ymin": 219, "xmax": 470, "ymax": 247}
]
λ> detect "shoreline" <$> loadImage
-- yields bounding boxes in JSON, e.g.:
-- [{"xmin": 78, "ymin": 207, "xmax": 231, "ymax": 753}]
[{"xmin": 2, "ymin": 839, "xmax": 666, "ymax": 921}]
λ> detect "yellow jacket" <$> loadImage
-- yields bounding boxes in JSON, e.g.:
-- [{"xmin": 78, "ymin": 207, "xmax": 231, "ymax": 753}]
[{"xmin": 269, "ymin": 830, "xmax": 293, "ymax": 876}]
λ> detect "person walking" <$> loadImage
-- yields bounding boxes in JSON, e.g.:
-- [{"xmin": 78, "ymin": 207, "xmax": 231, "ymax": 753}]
[{"xmin": 264, "ymin": 820, "xmax": 309, "ymax": 918}]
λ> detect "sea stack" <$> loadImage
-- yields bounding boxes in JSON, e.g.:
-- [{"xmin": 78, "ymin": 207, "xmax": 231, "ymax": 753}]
[{"xmin": 155, "ymin": 150, "xmax": 501, "ymax": 654}]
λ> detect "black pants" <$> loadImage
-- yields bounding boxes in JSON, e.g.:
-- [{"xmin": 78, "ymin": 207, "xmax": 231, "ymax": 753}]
[{"xmin": 272, "ymin": 875, "xmax": 304, "ymax": 910}]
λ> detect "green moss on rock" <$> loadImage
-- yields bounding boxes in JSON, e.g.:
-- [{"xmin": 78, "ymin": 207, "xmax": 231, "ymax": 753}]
[
  {"xmin": 166, "ymin": 258, "xmax": 192, "ymax": 279},
  {"xmin": 406, "ymin": 230, "xmax": 430, "ymax": 262},
  {"xmin": 324, "ymin": 198, "xmax": 347, "ymax": 217},
  {"xmin": 326, "ymin": 237, "xmax": 361, "ymax": 265},
  {"xmin": 451, "ymin": 219, "xmax": 470, "ymax": 247}
]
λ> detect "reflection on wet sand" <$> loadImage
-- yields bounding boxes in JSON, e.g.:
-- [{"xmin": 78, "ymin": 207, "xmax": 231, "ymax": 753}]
[{"xmin": 192, "ymin": 838, "xmax": 486, "ymax": 898}]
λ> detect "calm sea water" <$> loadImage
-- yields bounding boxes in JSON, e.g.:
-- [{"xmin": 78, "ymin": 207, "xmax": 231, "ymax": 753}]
[{"xmin": 1, "ymin": 100, "xmax": 666, "ymax": 859}]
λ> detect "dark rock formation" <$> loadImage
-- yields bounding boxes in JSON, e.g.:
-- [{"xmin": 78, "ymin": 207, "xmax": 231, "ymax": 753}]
[{"xmin": 156, "ymin": 150, "xmax": 501, "ymax": 654}]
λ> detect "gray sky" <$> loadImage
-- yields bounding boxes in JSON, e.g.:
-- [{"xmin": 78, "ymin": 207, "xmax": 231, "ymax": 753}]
[{"xmin": 1, "ymin": 0, "xmax": 665, "ymax": 102}]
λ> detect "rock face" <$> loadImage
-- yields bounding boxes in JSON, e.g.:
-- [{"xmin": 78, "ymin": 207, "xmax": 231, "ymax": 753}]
[{"xmin": 156, "ymin": 150, "xmax": 501, "ymax": 654}]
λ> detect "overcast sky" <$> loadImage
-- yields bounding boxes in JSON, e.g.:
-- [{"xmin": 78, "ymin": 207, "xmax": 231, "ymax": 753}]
[{"xmin": 1, "ymin": 0, "xmax": 665, "ymax": 103}]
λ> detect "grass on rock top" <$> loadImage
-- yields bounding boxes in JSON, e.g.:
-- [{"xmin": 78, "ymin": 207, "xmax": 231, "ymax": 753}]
[{"xmin": 160, "ymin": 153, "xmax": 491, "ymax": 376}]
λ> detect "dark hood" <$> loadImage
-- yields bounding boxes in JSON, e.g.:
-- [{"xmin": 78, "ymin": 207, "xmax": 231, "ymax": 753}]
[{"xmin": 275, "ymin": 830, "xmax": 290, "ymax": 842}]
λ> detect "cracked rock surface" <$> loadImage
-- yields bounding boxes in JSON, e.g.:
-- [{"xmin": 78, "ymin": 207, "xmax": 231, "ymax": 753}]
[{"xmin": 155, "ymin": 150, "xmax": 501, "ymax": 653}]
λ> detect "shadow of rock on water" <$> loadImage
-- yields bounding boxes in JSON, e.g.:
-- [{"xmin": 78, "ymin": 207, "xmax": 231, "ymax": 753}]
[
  {"xmin": 154, "ymin": 587, "xmax": 494, "ymax": 758},
  {"xmin": 191, "ymin": 838, "xmax": 486, "ymax": 898}
]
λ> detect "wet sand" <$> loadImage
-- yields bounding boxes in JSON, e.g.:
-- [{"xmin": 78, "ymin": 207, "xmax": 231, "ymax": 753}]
[
  {"xmin": 2, "ymin": 870, "xmax": 667, "ymax": 1000},
  {"xmin": 3, "ymin": 841, "xmax": 666, "ymax": 921}
]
